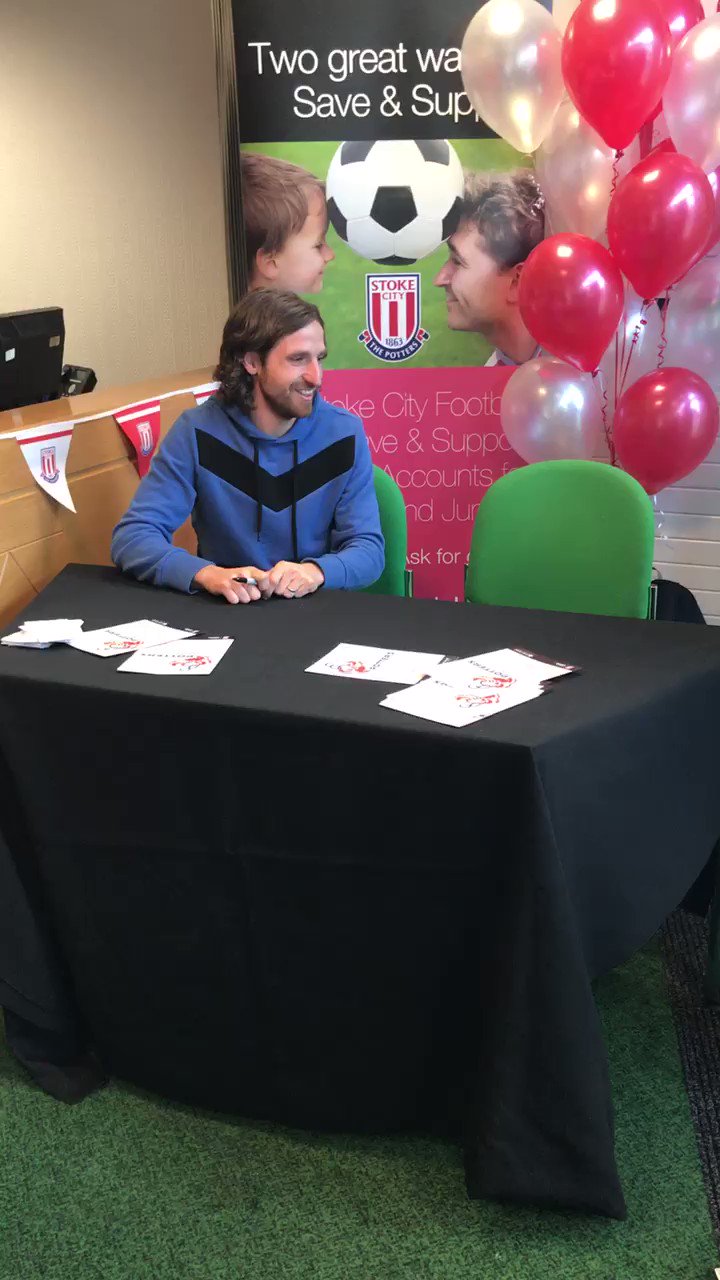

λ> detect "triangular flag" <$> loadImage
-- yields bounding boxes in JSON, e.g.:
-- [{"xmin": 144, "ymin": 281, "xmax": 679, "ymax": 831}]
[
  {"xmin": 115, "ymin": 399, "xmax": 162, "ymax": 477},
  {"xmin": 192, "ymin": 381, "xmax": 219, "ymax": 407},
  {"xmin": 16, "ymin": 424, "xmax": 76, "ymax": 512}
]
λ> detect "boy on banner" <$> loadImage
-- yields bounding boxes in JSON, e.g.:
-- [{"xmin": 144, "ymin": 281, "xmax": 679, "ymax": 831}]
[
  {"xmin": 241, "ymin": 152, "xmax": 335, "ymax": 294},
  {"xmin": 434, "ymin": 170, "xmax": 545, "ymax": 367},
  {"xmin": 112, "ymin": 290, "xmax": 384, "ymax": 602}
]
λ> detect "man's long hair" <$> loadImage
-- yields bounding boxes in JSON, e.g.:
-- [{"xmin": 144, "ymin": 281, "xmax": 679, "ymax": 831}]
[{"xmin": 214, "ymin": 289, "xmax": 324, "ymax": 412}]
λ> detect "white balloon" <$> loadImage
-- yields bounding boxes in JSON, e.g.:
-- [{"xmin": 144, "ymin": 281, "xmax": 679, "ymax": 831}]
[
  {"xmin": 663, "ymin": 255, "xmax": 720, "ymax": 396},
  {"xmin": 536, "ymin": 101, "xmax": 640, "ymax": 240},
  {"xmin": 664, "ymin": 17, "xmax": 720, "ymax": 172},
  {"xmin": 501, "ymin": 358, "xmax": 604, "ymax": 463},
  {"xmin": 461, "ymin": 0, "xmax": 565, "ymax": 154}
]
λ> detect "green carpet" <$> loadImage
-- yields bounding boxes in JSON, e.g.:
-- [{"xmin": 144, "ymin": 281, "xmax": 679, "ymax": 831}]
[{"xmin": 0, "ymin": 943, "xmax": 715, "ymax": 1280}]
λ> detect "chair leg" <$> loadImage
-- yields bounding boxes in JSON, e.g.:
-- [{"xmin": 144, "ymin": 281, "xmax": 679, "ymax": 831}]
[{"xmin": 704, "ymin": 843, "xmax": 720, "ymax": 1004}]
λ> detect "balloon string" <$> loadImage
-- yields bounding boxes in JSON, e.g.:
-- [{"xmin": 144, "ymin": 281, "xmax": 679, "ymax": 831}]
[
  {"xmin": 619, "ymin": 302, "xmax": 649, "ymax": 397},
  {"xmin": 610, "ymin": 151, "xmax": 623, "ymax": 208},
  {"xmin": 657, "ymin": 290, "xmax": 672, "ymax": 368},
  {"xmin": 594, "ymin": 369, "xmax": 615, "ymax": 465},
  {"xmin": 606, "ymin": 150, "xmax": 624, "ymax": 243},
  {"xmin": 613, "ymin": 331, "xmax": 620, "ymax": 414}
]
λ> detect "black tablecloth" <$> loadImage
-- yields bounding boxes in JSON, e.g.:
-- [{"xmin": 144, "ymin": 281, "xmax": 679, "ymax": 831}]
[{"xmin": 2, "ymin": 564, "xmax": 720, "ymax": 1218}]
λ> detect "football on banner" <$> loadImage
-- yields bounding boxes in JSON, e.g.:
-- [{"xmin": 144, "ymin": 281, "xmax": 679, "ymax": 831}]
[{"xmin": 326, "ymin": 139, "xmax": 464, "ymax": 265}]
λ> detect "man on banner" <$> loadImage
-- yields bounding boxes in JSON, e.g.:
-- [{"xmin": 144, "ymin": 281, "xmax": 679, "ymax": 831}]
[
  {"xmin": 112, "ymin": 289, "xmax": 384, "ymax": 603},
  {"xmin": 434, "ymin": 170, "xmax": 545, "ymax": 367},
  {"xmin": 241, "ymin": 152, "xmax": 335, "ymax": 294}
]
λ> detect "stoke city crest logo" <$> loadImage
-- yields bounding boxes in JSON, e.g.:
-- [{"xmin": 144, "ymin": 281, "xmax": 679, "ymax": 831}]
[
  {"xmin": 40, "ymin": 446, "xmax": 60, "ymax": 484},
  {"xmin": 137, "ymin": 421, "xmax": 155, "ymax": 456},
  {"xmin": 359, "ymin": 274, "xmax": 429, "ymax": 363}
]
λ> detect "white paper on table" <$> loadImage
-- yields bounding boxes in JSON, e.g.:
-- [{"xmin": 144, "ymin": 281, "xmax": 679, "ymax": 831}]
[
  {"xmin": 439, "ymin": 647, "xmax": 577, "ymax": 693},
  {"xmin": 1, "ymin": 618, "xmax": 85, "ymax": 648},
  {"xmin": 1, "ymin": 633, "xmax": 52, "ymax": 649},
  {"xmin": 68, "ymin": 619, "xmax": 196, "ymax": 658},
  {"xmin": 380, "ymin": 676, "xmax": 545, "ymax": 728},
  {"xmin": 118, "ymin": 635, "xmax": 233, "ymax": 676},
  {"xmin": 305, "ymin": 642, "xmax": 446, "ymax": 685}
]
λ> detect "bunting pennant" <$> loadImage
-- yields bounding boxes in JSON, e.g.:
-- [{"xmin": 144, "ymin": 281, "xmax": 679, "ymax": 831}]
[
  {"xmin": 192, "ymin": 380, "xmax": 219, "ymax": 407},
  {"xmin": 115, "ymin": 399, "xmax": 162, "ymax": 477},
  {"xmin": 16, "ymin": 424, "xmax": 76, "ymax": 512}
]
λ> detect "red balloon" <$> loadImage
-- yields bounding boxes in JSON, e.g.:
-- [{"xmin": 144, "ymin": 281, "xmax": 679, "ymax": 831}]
[
  {"xmin": 645, "ymin": 142, "xmax": 720, "ymax": 263},
  {"xmin": 614, "ymin": 367, "xmax": 719, "ymax": 493},
  {"xmin": 648, "ymin": 138, "xmax": 676, "ymax": 157},
  {"xmin": 518, "ymin": 235, "xmax": 624, "ymax": 373},
  {"xmin": 607, "ymin": 151, "xmax": 715, "ymax": 298},
  {"xmin": 562, "ymin": 0, "xmax": 672, "ymax": 151}
]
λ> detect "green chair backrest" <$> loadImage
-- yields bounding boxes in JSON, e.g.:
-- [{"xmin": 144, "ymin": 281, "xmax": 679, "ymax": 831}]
[
  {"xmin": 364, "ymin": 466, "xmax": 408, "ymax": 597},
  {"xmin": 465, "ymin": 460, "xmax": 655, "ymax": 618}
]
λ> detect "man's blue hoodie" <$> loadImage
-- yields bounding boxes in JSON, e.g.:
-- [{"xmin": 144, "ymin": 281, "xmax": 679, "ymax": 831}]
[{"xmin": 111, "ymin": 393, "xmax": 384, "ymax": 593}]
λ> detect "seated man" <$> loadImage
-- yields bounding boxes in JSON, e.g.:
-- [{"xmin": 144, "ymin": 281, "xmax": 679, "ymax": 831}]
[
  {"xmin": 434, "ymin": 169, "xmax": 545, "ymax": 367},
  {"xmin": 111, "ymin": 290, "xmax": 384, "ymax": 603},
  {"xmin": 241, "ymin": 151, "xmax": 335, "ymax": 294}
]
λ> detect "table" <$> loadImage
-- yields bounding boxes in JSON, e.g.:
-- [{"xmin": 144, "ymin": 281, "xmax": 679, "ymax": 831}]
[{"xmin": 2, "ymin": 564, "xmax": 720, "ymax": 1219}]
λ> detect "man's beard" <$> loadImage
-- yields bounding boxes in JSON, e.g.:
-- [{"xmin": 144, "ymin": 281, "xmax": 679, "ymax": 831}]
[{"xmin": 262, "ymin": 383, "xmax": 316, "ymax": 421}]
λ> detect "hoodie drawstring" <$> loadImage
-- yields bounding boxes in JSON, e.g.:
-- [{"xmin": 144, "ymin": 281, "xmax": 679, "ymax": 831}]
[
  {"xmin": 253, "ymin": 440, "xmax": 263, "ymax": 543},
  {"xmin": 236, "ymin": 419, "xmax": 298, "ymax": 560},
  {"xmin": 291, "ymin": 440, "xmax": 299, "ymax": 562}
]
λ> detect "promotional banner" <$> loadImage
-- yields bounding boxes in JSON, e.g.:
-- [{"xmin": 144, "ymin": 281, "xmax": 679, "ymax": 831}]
[
  {"xmin": 115, "ymin": 399, "xmax": 162, "ymax": 478},
  {"xmin": 16, "ymin": 424, "xmax": 76, "ymax": 512},
  {"xmin": 231, "ymin": 0, "xmax": 544, "ymax": 599}
]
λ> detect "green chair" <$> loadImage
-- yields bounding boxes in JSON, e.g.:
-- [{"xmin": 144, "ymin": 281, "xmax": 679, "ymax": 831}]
[
  {"xmin": 364, "ymin": 466, "xmax": 412, "ymax": 598},
  {"xmin": 465, "ymin": 460, "xmax": 655, "ymax": 619}
]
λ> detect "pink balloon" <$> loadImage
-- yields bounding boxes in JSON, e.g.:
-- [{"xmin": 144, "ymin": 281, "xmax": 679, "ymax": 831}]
[
  {"xmin": 664, "ymin": 15, "xmax": 720, "ymax": 173},
  {"xmin": 614, "ymin": 366, "xmax": 719, "ymax": 492},
  {"xmin": 642, "ymin": 0, "xmax": 704, "ymax": 123},
  {"xmin": 607, "ymin": 151, "xmax": 715, "ymax": 298}
]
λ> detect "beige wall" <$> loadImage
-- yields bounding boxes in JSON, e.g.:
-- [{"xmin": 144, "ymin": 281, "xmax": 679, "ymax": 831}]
[{"xmin": 0, "ymin": 0, "xmax": 229, "ymax": 389}]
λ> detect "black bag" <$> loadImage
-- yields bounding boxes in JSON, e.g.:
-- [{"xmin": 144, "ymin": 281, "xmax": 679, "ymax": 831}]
[{"xmin": 652, "ymin": 577, "xmax": 706, "ymax": 624}]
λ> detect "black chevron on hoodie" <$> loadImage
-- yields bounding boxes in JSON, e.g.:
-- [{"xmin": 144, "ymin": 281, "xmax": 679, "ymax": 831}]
[{"xmin": 195, "ymin": 429, "xmax": 355, "ymax": 511}]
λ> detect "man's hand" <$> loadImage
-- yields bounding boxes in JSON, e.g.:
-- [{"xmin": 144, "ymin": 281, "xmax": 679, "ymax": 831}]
[
  {"xmin": 193, "ymin": 565, "xmax": 268, "ymax": 605},
  {"xmin": 265, "ymin": 561, "xmax": 325, "ymax": 599}
]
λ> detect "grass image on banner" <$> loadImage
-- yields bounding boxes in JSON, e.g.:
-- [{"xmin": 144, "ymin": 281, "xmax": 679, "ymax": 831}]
[{"xmin": 241, "ymin": 138, "xmax": 523, "ymax": 371}]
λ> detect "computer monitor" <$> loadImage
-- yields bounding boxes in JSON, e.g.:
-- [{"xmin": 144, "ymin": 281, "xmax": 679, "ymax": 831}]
[{"xmin": 0, "ymin": 308, "xmax": 65, "ymax": 411}]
